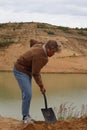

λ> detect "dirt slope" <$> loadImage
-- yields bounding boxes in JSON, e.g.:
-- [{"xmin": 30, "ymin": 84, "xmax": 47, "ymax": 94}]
[
  {"xmin": 0, "ymin": 116, "xmax": 87, "ymax": 130},
  {"xmin": 0, "ymin": 22, "xmax": 87, "ymax": 72}
]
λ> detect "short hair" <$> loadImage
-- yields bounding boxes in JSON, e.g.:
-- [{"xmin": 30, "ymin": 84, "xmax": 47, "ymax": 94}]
[{"xmin": 46, "ymin": 40, "xmax": 62, "ymax": 52}]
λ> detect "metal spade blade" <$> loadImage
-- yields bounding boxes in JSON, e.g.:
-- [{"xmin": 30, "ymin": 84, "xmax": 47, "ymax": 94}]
[{"xmin": 41, "ymin": 93, "xmax": 57, "ymax": 123}]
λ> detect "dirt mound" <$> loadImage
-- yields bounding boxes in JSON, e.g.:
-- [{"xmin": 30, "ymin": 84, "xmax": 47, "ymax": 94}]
[{"xmin": 0, "ymin": 116, "xmax": 87, "ymax": 130}]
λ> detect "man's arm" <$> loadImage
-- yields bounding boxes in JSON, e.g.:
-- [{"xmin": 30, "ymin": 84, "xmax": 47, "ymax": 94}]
[
  {"xmin": 33, "ymin": 73, "xmax": 46, "ymax": 93},
  {"xmin": 32, "ymin": 56, "xmax": 46, "ymax": 93}
]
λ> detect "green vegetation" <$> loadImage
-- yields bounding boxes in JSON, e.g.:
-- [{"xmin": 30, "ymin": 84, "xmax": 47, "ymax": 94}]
[
  {"xmin": 37, "ymin": 23, "xmax": 56, "ymax": 29},
  {"xmin": 0, "ymin": 23, "xmax": 7, "ymax": 28},
  {"xmin": 75, "ymin": 27, "xmax": 87, "ymax": 31},
  {"xmin": 78, "ymin": 29, "xmax": 84, "ymax": 35},
  {"xmin": 57, "ymin": 26, "xmax": 70, "ymax": 31},
  {"xmin": 15, "ymin": 22, "xmax": 24, "ymax": 29},
  {"xmin": 54, "ymin": 103, "xmax": 87, "ymax": 120},
  {"xmin": 0, "ymin": 22, "xmax": 87, "ymax": 49},
  {"xmin": 77, "ymin": 28, "xmax": 87, "ymax": 36},
  {"xmin": 0, "ymin": 41, "xmax": 14, "ymax": 48},
  {"xmin": 47, "ymin": 30, "xmax": 55, "ymax": 35},
  {"xmin": 75, "ymin": 27, "xmax": 87, "ymax": 36},
  {"xmin": 37, "ymin": 23, "xmax": 48, "ymax": 29},
  {"xmin": 37, "ymin": 23, "xmax": 55, "ymax": 35}
]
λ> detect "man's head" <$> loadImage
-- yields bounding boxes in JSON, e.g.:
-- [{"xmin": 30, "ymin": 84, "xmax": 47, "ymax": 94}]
[{"xmin": 45, "ymin": 40, "xmax": 62, "ymax": 57}]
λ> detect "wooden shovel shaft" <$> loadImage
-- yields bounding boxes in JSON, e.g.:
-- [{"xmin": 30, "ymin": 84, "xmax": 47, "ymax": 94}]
[{"xmin": 43, "ymin": 93, "xmax": 48, "ymax": 109}]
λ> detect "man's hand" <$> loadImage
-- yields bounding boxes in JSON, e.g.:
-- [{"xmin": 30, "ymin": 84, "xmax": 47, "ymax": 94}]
[{"xmin": 40, "ymin": 86, "xmax": 46, "ymax": 94}]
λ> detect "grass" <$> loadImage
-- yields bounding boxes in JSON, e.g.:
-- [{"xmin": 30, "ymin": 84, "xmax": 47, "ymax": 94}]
[
  {"xmin": 47, "ymin": 30, "xmax": 55, "ymax": 35},
  {"xmin": 37, "ymin": 23, "xmax": 48, "ymax": 29},
  {"xmin": 54, "ymin": 103, "xmax": 87, "ymax": 120},
  {"xmin": 57, "ymin": 26, "xmax": 70, "ymax": 31},
  {"xmin": 0, "ymin": 41, "xmax": 14, "ymax": 48}
]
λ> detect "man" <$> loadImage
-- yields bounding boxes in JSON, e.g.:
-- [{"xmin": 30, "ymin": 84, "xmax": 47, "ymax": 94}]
[{"xmin": 13, "ymin": 39, "xmax": 62, "ymax": 123}]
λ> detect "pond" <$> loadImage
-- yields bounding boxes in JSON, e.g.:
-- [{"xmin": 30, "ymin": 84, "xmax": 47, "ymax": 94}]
[{"xmin": 0, "ymin": 72, "xmax": 87, "ymax": 121}]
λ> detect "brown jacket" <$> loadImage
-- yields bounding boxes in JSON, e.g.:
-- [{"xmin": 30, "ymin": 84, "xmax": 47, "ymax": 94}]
[{"xmin": 14, "ymin": 44, "xmax": 48, "ymax": 87}]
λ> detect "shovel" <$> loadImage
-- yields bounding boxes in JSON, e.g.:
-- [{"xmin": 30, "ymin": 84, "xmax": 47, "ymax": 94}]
[{"xmin": 41, "ymin": 93, "xmax": 57, "ymax": 123}]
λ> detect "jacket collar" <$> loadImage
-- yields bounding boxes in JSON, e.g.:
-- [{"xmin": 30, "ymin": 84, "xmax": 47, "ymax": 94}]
[{"xmin": 42, "ymin": 44, "xmax": 48, "ymax": 57}]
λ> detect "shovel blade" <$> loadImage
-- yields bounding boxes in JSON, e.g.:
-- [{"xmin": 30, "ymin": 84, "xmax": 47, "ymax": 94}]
[{"xmin": 41, "ymin": 107, "xmax": 57, "ymax": 123}]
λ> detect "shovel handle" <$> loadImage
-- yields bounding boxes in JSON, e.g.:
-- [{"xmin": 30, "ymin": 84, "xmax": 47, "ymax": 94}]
[{"xmin": 43, "ymin": 93, "xmax": 48, "ymax": 109}]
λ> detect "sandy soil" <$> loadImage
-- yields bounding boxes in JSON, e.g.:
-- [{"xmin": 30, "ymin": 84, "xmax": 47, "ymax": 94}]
[
  {"xmin": 0, "ymin": 43, "xmax": 87, "ymax": 73},
  {"xmin": 0, "ymin": 116, "xmax": 87, "ymax": 130}
]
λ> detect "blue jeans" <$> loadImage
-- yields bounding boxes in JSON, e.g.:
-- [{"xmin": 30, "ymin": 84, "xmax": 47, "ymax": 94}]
[{"xmin": 13, "ymin": 67, "xmax": 32, "ymax": 116}]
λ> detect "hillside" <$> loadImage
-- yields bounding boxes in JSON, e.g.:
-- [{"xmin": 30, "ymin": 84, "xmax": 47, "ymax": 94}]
[{"xmin": 0, "ymin": 22, "xmax": 87, "ymax": 73}]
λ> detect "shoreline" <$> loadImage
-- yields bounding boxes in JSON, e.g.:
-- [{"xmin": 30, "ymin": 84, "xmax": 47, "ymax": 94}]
[
  {"xmin": 1, "ymin": 70, "xmax": 87, "ymax": 74},
  {"xmin": 1, "ymin": 56, "xmax": 87, "ymax": 74}
]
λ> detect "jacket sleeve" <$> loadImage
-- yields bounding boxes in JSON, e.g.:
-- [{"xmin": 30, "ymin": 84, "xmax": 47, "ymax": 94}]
[
  {"xmin": 32, "ymin": 56, "xmax": 46, "ymax": 88},
  {"xmin": 33, "ymin": 73, "xmax": 43, "ymax": 88}
]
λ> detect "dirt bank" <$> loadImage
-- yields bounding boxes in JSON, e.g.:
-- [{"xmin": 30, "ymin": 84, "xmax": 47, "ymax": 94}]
[
  {"xmin": 0, "ymin": 116, "xmax": 87, "ymax": 130},
  {"xmin": 0, "ymin": 43, "xmax": 87, "ymax": 73}
]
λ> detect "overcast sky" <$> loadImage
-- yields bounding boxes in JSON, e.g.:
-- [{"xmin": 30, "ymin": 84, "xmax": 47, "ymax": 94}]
[{"xmin": 0, "ymin": 0, "xmax": 87, "ymax": 28}]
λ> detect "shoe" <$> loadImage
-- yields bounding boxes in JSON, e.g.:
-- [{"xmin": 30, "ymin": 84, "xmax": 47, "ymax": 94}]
[{"xmin": 23, "ymin": 115, "xmax": 35, "ymax": 124}]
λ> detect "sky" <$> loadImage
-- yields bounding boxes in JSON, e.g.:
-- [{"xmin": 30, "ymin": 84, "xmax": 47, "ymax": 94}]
[{"xmin": 0, "ymin": 0, "xmax": 87, "ymax": 28}]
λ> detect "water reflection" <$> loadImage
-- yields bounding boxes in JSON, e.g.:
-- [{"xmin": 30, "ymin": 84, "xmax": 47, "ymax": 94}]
[{"xmin": 0, "ymin": 72, "xmax": 87, "ymax": 120}]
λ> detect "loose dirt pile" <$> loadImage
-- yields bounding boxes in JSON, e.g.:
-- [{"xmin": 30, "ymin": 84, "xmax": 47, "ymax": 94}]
[{"xmin": 0, "ymin": 116, "xmax": 87, "ymax": 130}]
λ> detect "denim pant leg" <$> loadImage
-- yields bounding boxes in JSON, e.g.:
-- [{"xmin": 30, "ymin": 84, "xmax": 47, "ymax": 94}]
[{"xmin": 13, "ymin": 67, "xmax": 32, "ymax": 116}]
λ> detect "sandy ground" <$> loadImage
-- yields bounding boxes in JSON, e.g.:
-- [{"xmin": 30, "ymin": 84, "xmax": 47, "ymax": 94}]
[
  {"xmin": 0, "ymin": 116, "xmax": 87, "ymax": 130},
  {"xmin": 0, "ymin": 43, "xmax": 87, "ymax": 73}
]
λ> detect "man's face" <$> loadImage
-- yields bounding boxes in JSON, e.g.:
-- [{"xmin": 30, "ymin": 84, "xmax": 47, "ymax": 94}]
[{"xmin": 46, "ymin": 48, "xmax": 56, "ymax": 57}]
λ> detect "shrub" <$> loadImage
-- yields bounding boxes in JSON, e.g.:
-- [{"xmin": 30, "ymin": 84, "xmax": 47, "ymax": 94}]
[
  {"xmin": 0, "ymin": 41, "xmax": 14, "ymax": 48},
  {"xmin": 47, "ymin": 31, "xmax": 55, "ymax": 35},
  {"xmin": 57, "ymin": 26, "xmax": 69, "ymax": 31},
  {"xmin": 0, "ymin": 23, "xmax": 7, "ymax": 28},
  {"xmin": 37, "ymin": 23, "xmax": 47, "ymax": 29},
  {"xmin": 54, "ymin": 103, "xmax": 87, "ymax": 120}
]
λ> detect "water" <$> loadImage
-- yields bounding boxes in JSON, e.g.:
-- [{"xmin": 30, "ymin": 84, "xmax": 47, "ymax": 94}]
[{"xmin": 0, "ymin": 72, "xmax": 87, "ymax": 120}]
